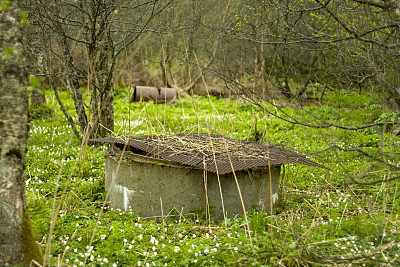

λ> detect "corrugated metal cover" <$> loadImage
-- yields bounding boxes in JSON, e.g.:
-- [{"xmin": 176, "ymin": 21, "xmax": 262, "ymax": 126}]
[{"xmin": 90, "ymin": 133, "xmax": 326, "ymax": 174}]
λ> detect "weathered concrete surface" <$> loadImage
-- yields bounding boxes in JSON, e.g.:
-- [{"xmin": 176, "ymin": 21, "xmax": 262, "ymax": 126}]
[{"xmin": 105, "ymin": 147, "xmax": 280, "ymax": 220}]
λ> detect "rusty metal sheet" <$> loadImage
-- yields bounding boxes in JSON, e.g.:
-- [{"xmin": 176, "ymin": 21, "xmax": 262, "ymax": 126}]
[{"xmin": 90, "ymin": 133, "xmax": 327, "ymax": 174}]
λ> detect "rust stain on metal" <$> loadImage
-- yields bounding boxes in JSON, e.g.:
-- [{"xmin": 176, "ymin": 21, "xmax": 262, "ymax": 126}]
[{"xmin": 90, "ymin": 133, "xmax": 327, "ymax": 174}]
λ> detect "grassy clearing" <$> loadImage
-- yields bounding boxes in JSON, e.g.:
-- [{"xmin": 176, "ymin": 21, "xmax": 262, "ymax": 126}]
[{"xmin": 27, "ymin": 88, "xmax": 400, "ymax": 266}]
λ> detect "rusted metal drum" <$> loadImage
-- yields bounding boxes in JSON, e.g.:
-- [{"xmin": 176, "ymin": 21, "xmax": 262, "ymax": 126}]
[{"xmin": 131, "ymin": 86, "xmax": 178, "ymax": 103}]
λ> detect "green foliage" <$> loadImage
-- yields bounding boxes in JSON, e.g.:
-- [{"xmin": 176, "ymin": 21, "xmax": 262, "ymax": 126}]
[
  {"xmin": 322, "ymin": 90, "xmax": 375, "ymax": 108},
  {"xmin": 0, "ymin": 0, "xmax": 10, "ymax": 10},
  {"xmin": 249, "ymin": 212, "xmax": 266, "ymax": 234},
  {"xmin": 376, "ymin": 111, "xmax": 400, "ymax": 130},
  {"xmin": 114, "ymin": 86, "xmax": 130, "ymax": 99},
  {"xmin": 1, "ymin": 46, "xmax": 14, "ymax": 60},
  {"xmin": 29, "ymin": 104, "xmax": 54, "ymax": 120},
  {"xmin": 26, "ymin": 88, "xmax": 400, "ymax": 266},
  {"xmin": 20, "ymin": 10, "xmax": 30, "ymax": 25},
  {"xmin": 18, "ymin": 75, "xmax": 44, "ymax": 94},
  {"xmin": 28, "ymin": 74, "xmax": 43, "ymax": 89}
]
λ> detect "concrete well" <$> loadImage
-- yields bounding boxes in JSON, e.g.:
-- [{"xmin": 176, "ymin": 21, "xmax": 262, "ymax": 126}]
[{"xmin": 104, "ymin": 147, "xmax": 281, "ymax": 221}]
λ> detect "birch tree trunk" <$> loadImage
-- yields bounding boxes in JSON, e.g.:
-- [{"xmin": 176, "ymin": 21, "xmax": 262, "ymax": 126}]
[{"xmin": 0, "ymin": 2, "xmax": 43, "ymax": 265}]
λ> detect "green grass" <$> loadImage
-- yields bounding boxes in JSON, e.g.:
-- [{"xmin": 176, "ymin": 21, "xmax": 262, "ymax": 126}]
[{"xmin": 27, "ymin": 88, "xmax": 400, "ymax": 266}]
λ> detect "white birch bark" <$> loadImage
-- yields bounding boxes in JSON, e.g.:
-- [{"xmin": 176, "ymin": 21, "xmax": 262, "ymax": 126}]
[{"xmin": 0, "ymin": 2, "xmax": 42, "ymax": 265}]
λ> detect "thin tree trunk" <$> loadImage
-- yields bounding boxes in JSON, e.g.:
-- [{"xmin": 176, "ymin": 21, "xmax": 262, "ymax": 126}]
[
  {"xmin": 72, "ymin": 85, "xmax": 89, "ymax": 136},
  {"xmin": 52, "ymin": 87, "xmax": 81, "ymax": 138},
  {"xmin": 100, "ymin": 86, "xmax": 114, "ymax": 136},
  {"xmin": 61, "ymin": 36, "xmax": 89, "ymax": 137},
  {"xmin": 91, "ymin": 81, "xmax": 100, "ymax": 136},
  {"xmin": 0, "ymin": 2, "xmax": 43, "ymax": 265},
  {"xmin": 98, "ymin": 35, "xmax": 114, "ymax": 136},
  {"xmin": 90, "ymin": 17, "xmax": 115, "ymax": 137}
]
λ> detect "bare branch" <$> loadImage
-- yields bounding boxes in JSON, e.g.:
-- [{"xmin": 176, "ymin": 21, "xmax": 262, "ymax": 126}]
[{"xmin": 351, "ymin": 0, "xmax": 398, "ymax": 11}]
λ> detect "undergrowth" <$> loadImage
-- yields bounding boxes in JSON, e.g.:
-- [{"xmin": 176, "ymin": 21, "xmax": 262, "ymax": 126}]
[{"xmin": 26, "ymin": 87, "xmax": 400, "ymax": 266}]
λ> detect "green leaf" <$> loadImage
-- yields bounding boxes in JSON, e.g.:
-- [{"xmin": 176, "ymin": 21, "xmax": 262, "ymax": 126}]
[
  {"xmin": 21, "ymin": 10, "xmax": 30, "ymax": 25},
  {"xmin": 0, "ymin": 1, "xmax": 11, "ymax": 10},
  {"xmin": 2, "ymin": 54, "xmax": 11, "ymax": 60},
  {"xmin": 28, "ymin": 74, "xmax": 44, "ymax": 88},
  {"xmin": 1, "ymin": 46, "xmax": 14, "ymax": 60},
  {"xmin": 3, "ymin": 46, "xmax": 14, "ymax": 54}
]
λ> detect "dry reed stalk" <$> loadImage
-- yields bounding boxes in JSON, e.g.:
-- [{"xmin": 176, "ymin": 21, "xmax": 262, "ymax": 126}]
[
  {"xmin": 223, "ymin": 139, "xmax": 252, "ymax": 242},
  {"xmin": 207, "ymin": 132, "xmax": 228, "ymax": 226}
]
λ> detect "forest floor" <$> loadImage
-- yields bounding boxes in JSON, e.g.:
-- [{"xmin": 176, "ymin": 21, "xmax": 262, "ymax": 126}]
[{"xmin": 27, "ymin": 87, "xmax": 400, "ymax": 266}]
